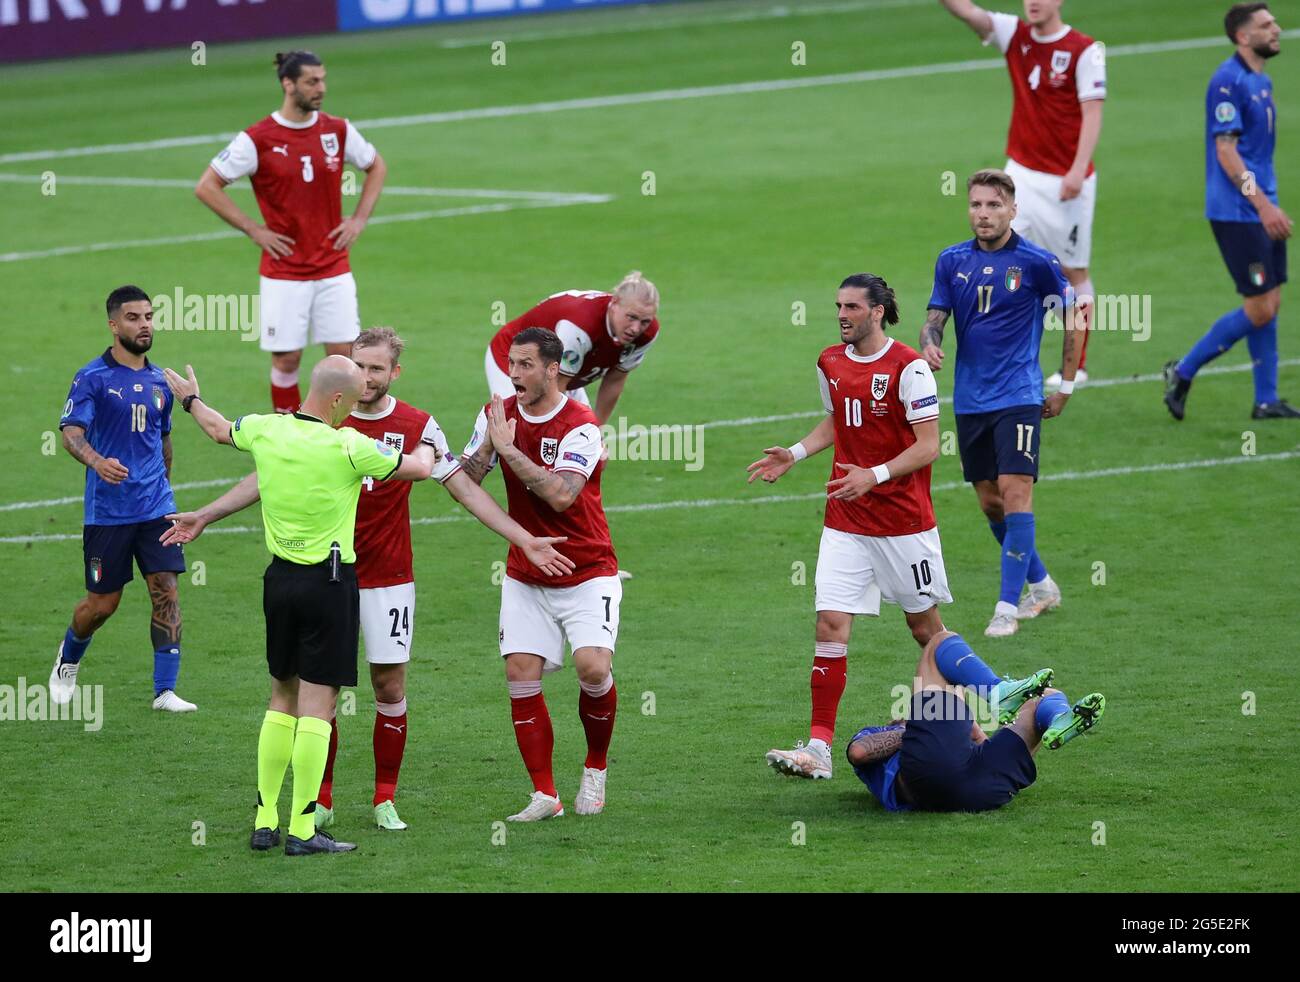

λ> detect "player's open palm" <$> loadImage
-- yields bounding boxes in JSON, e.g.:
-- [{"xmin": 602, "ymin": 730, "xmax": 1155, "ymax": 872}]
[
  {"xmin": 487, "ymin": 395, "xmax": 517, "ymax": 452},
  {"xmin": 159, "ymin": 512, "xmax": 207, "ymax": 546},
  {"xmin": 523, "ymin": 536, "xmax": 576, "ymax": 577},
  {"xmin": 747, "ymin": 447, "xmax": 794, "ymax": 484},
  {"xmin": 162, "ymin": 365, "xmax": 199, "ymax": 401},
  {"xmin": 94, "ymin": 457, "xmax": 129, "ymax": 484}
]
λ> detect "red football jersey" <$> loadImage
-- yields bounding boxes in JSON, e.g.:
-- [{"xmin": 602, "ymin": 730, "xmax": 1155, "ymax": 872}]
[
  {"xmin": 466, "ymin": 394, "xmax": 617, "ymax": 587},
  {"xmin": 344, "ymin": 397, "xmax": 460, "ymax": 589},
  {"xmin": 986, "ymin": 13, "xmax": 1106, "ymax": 177},
  {"xmin": 210, "ymin": 111, "xmax": 378, "ymax": 281},
  {"xmin": 817, "ymin": 339, "xmax": 940, "ymax": 538},
  {"xmin": 489, "ymin": 291, "xmax": 660, "ymax": 389}
]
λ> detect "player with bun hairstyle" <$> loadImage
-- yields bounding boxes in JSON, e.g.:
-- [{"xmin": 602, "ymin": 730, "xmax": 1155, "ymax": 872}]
[
  {"xmin": 749, "ymin": 273, "xmax": 950, "ymax": 782},
  {"xmin": 196, "ymin": 50, "xmax": 388, "ymax": 414}
]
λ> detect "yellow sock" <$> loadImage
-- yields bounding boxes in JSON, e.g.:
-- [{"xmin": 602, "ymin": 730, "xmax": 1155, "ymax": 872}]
[
  {"xmin": 289, "ymin": 715, "xmax": 333, "ymax": 841},
  {"xmin": 256, "ymin": 710, "xmax": 296, "ymax": 830}
]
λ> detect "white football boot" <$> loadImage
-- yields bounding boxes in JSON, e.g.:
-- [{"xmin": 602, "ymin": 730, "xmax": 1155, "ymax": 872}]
[
  {"xmin": 984, "ymin": 604, "xmax": 1020, "ymax": 638},
  {"xmin": 1045, "ymin": 368, "xmax": 1088, "ymax": 390},
  {"xmin": 1017, "ymin": 577, "xmax": 1062, "ymax": 620},
  {"xmin": 574, "ymin": 767, "xmax": 607, "ymax": 815},
  {"xmin": 507, "ymin": 791, "xmax": 564, "ymax": 822},
  {"xmin": 49, "ymin": 643, "xmax": 79, "ymax": 706},
  {"xmin": 152, "ymin": 690, "xmax": 197, "ymax": 712},
  {"xmin": 765, "ymin": 740, "xmax": 833, "ymax": 780}
]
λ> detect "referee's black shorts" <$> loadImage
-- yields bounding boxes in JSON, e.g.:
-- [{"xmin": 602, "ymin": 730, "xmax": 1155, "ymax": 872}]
[{"xmin": 262, "ymin": 556, "xmax": 359, "ymax": 687}]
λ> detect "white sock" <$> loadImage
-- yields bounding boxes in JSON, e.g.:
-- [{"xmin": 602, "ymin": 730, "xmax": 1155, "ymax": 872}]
[
  {"xmin": 1029, "ymin": 575, "xmax": 1053, "ymax": 591},
  {"xmin": 995, "ymin": 601, "xmax": 1018, "ymax": 618}
]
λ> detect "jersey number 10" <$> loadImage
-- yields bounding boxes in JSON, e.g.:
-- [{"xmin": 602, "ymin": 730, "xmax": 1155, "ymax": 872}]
[{"xmin": 130, "ymin": 403, "xmax": 148, "ymax": 433}]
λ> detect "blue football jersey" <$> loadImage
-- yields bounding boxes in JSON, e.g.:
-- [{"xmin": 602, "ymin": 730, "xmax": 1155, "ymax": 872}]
[
  {"xmin": 1206, "ymin": 53, "xmax": 1278, "ymax": 223},
  {"xmin": 59, "ymin": 349, "xmax": 176, "ymax": 526},
  {"xmin": 928, "ymin": 232, "xmax": 1071, "ymax": 415},
  {"xmin": 853, "ymin": 751, "xmax": 910, "ymax": 813}
]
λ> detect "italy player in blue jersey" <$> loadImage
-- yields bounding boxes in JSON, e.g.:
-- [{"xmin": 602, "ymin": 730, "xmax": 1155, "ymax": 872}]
[
  {"xmin": 1164, "ymin": 3, "xmax": 1295, "ymax": 420},
  {"xmin": 845, "ymin": 630, "xmax": 1105, "ymax": 813},
  {"xmin": 50, "ymin": 286, "xmax": 196, "ymax": 713},
  {"xmin": 919, "ymin": 169, "xmax": 1083, "ymax": 638}
]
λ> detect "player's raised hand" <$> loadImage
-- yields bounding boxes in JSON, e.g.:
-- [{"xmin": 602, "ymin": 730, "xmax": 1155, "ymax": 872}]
[
  {"xmin": 249, "ymin": 225, "xmax": 295, "ymax": 258},
  {"xmin": 826, "ymin": 462, "xmax": 877, "ymax": 501},
  {"xmin": 486, "ymin": 395, "xmax": 517, "ymax": 452},
  {"xmin": 522, "ymin": 535, "xmax": 577, "ymax": 577},
  {"xmin": 162, "ymin": 365, "xmax": 200, "ymax": 401},
  {"xmin": 921, "ymin": 344, "xmax": 945, "ymax": 371},
  {"xmin": 747, "ymin": 446, "xmax": 795, "ymax": 484},
  {"xmin": 94, "ymin": 457, "xmax": 129, "ymax": 484},
  {"xmin": 327, "ymin": 216, "xmax": 367, "ymax": 251},
  {"xmin": 159, "ymin": 511, "xmax": 208, "ymax": 546},
  {"xmin": 1042, "ymin": 391, "xmax": 1069, "ymax": 419}
]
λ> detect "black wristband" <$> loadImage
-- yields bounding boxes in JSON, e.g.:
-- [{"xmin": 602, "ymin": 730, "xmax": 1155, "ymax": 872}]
[{"xmin": 182, "ymin": 394, "xmax": 200, "ymax": 413}]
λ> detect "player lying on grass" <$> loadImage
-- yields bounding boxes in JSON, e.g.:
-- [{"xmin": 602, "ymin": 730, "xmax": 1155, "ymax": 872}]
[
  {"xmin": 840, "ymin": 630, "xmax": 1105, "ymax": 811},
  {"xmin": 161, "ymin": 342, "xmax": 575, "ymax": 834}
]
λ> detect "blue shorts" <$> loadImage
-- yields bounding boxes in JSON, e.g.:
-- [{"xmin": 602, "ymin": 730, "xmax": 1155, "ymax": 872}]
[
  {"xmin": 897, "ymin": 691, "xmax": 1036, "ymax": 812},
  {"xmin": 1211, "ymin": 219, "xmax": 1288, "ymax": 297},
  {"xmin": 82, "ymin": 517, "xmax": 185, "ymax": 594},
  {"xmin": 955, "ymin": 404, "xmax": 1042, "ymax": 484}
]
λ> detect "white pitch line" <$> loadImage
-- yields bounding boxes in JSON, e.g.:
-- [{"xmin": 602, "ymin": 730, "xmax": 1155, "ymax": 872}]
[
  {"xmin": 5, "ymin": 30, "xmax": 1296, "ymax": 166},
  {"xmin": 2, "ymin": 450, "xmax": 1294, "ymax": 545},
  {"xmin": 2, "ymin": 356, "xmax": 1293, "ymax": 516},
  {"xmin": 0, "ymin": 194, "xmax": 613, "ymax": 263},
  {"xmin": 0, "ymin": 172, "xmax": 609, "ymax": 204}
]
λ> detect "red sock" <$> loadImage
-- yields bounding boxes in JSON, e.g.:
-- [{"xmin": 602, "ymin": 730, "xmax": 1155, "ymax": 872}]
[
  {"xmin": 373, "ymin": 700, "xmax": 407, "ymax": 806},
  {"xmin": 270, "ymin": 382, "xmax": 300, "ymax": 414},
  {"xmin": 509, "ymin": 687, "xmax": 556, "ymax": 797},
  {"xmin": 578, "ymin": 678, "xmax": 617, "ymax": 770},
  {"xmin": 809, "ymin": 642, "xmax": 848, "ymax": 745},
  {"xmin": 318, "ymin": 715, "xmax": 339, "ymax": 809}
]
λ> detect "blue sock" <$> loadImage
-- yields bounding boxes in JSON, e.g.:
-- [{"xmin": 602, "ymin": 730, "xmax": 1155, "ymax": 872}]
[
  {"xmin": 1246, "ymin": 317, "xmax": 1279, "ymax": 405},
  {"xmin": 999, "ymin": 512, "xmax": 1035, "ymax": 607},
  {"xmin": 934, "ymin": 634, "xmax": 1001, "ymax": 698},
  {"xmin": 989, "ymin": 519, "xmax": 1048, "ymax": 585},
  {"xmin": 1177, "ymin": 308, "xmax": 1254, "ymax": 379},
  {"xmin": 61, "ymin": 626, "xmax": 91, "ymax": 665},
  {"xmin": 1035, "ymin": 691, "xmax": 1071, "ymax": 734},
  {"xmin": 153, "ymin": 645, "xmax": 181, "ymax": 696}
]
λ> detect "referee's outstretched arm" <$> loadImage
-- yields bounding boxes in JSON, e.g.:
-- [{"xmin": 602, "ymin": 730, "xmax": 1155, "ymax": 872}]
[{"xmin": 163, "ymin": 365, "xmax": 234, "ymax": 444}]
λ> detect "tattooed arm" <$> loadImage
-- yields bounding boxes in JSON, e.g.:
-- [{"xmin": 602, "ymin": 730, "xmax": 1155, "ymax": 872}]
[
  {"xmin": 846, "ymin": 724, "xmax": 906, "ymax": 768},
  {"xmin": 919, "ymin": 307, "xmax": 949, "ymax": 371},
  {"xmin": 496, "ymin": 448, "xmax": 587, "ymax": 513},
  {"xmin": 62, "ymin": 425, "xmax": 129, "ymax": 484}
]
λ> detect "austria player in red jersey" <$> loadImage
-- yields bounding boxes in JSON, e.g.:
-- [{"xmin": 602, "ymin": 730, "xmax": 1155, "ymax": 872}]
[
  {"xmin": 485, "ymin": 271, "xmax": 660, "ymax": 425},
  {"xmin": 160, "ymin": 330, "xmax": 573, "ymax": 831},
  {"xmin": 460, "ymin": 327, "xmax": 622, "ymax": 822},
  {"xmin": 939, "ymin": 0, "xmax": 1106, "ymax": 385},
  {"xmin": 196, "ymin": 50, "xmax": 388, "ymax": 414},
  {"xmin": 748, "ymin": 274, "xmax": 948, "ymax": 781}
]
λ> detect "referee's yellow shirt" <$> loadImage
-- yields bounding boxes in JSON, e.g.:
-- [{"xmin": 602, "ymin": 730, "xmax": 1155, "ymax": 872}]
[{"xmin": 230, "ymin": 412, "xmax": 401, "ymax": 564}]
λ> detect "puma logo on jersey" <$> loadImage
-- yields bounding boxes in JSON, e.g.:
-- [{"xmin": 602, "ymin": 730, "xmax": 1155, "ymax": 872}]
[
  {"xmin": 271, "ymin": 145, "xmax": 288, "ymax": 156},
  {"xmin": 1219, "ymin": 86, "xmax": 1232, "ymax": 95},
  {"xmin": 829, "ymin": 377, "xmax": 840, "ymax": 392},
  {"xmin": 1005, "ymin": 550, "xmax": 1027, "ymax": 562},
  {"xmin": 395, "ymin": 640, "xmax": 407, "ymax": 648},
  {"xmin": 1023, "ymin": 451, "xmax": 1037, "ymax": 462},
  {"xmin": 956, "ymin": 271, "xmax": 971, "ymax": 283},
  {"xmin": 601, "ymin": 624, "xmax": 613, "ymax": 636},
  {"xmin": 513, "ymin": 718, "xmax": 536, "ymax": 726},
  {"xmin": 1021, "ymin": 44, "xmax": 1031, "ymax": 55},
  {"xmin": 382, "ymin": 723, "xmax": 406, "ymax": 733},
  {"xmin": 107, "ymin": 387, "xmax": 124, "ymax": 399}
]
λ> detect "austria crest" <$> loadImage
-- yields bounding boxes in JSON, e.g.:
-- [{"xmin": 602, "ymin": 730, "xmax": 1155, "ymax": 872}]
[
  {"xmin": 383, "ymin": 432, "xmax": 405, "ymax": 452},
  {"xmin": 1005, "ymin": 266, "xmax": 1023, "ymax": 292},
  {"xmin": 540, "ymin": 437, "xmax": 559, "ymax": 466},
  {"xmin": 1051, "ymin": 50, "xmax": 1072, "ymax": 74},
  {"xmin": 871, "ymin": 373, "xmax": 890, "ymax": 401},
  {"xmin": 320, "ymin": 132, "xmax": 339, "ymax": 158}
]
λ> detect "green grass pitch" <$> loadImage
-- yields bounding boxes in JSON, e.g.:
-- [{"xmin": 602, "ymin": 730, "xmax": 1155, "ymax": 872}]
[{"xmin": 1, "ymin": 0, "xmax": 1296, "ymax": 892}]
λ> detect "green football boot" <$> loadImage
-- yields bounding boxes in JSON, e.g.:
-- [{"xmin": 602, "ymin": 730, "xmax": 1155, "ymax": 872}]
[
  {"xmin": 313, "ymin": 804, "xmax": 335, "ymax": 830},
  {"xmin": 1043, "ymin": 693, "xmax": 1106, "ymax": 750},
  {"xmin": 374, "ymin": 800, "xmax": 408, "ymax": 831},
  {"xmin": 993, "ymin": 668, "xmax": 1055, "ymax": 725}
]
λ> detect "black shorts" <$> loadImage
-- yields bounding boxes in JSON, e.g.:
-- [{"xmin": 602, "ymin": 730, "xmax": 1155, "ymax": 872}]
[
  {"xmin": 262, "ymin": 556, "xmax": 359, "ymax": 688},
  {"xmin": 1211, "ymin": 219, "xmax": 1288, "ymax": 297},
  {"xmin": 82, "ymin": 517, "xmax": 185, "ymax": 594},
  {"xmin": 956, "ymin": 404, "xmax": 1042, "ymax": 484},
  {"xmin": 897, "ymin": 691, "xmax": 1036, "ymax": 812}
]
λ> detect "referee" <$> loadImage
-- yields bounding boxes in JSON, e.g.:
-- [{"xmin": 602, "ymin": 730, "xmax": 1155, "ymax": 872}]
[{"xmin": 163, "ymin": 355, "xmax": 436, "ymax": 856}]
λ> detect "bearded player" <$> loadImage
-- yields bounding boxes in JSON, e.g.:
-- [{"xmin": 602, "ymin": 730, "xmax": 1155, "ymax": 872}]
[
  {"xmin": 749, "ymin": 274, "xmax": 948, "ymax": 781},
  {"xmin": 161, "ymin": 330, "xmax": 573, "ymax": 831},
  {"xmin": 938, "ymin": 0, "xmax": 1105, "ymax": 387},
  {"xmin": 485, "ymin": 271, "xmax": 660, "ymax": 425},
  {"xmin": 460, "ymin": 327, "xmax": 621, "ymax": 821},
  {"xmin": 196, "ymin": 50, "xmax": 387, "ymax": 413}
]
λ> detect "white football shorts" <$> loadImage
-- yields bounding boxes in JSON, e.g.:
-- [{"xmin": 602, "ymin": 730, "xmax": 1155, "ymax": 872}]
[
  {"xmin": 360, "ymin": 581, "xmax": 415, "ymax": 665},
  {"xmin": 1005, "ymin": 158, "xmax": 1096, "ymax": 270},
  {"xmin": 814, "ymin": 526, "xmax": 952, "ymax": 616},
  {"xmin": 499, "ymin": 574, "xmax": 621, "ymax": 671},
  {"xmin": 259, "ymin": 272, "xmax": 360, "ymax": 353}
]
